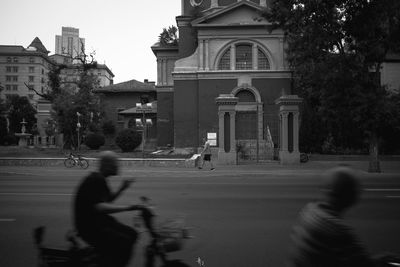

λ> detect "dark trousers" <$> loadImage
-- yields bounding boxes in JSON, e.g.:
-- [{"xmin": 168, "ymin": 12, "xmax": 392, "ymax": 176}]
[{"xmin": 82, "ymin": 222, "xmax": 138, "ymax": 267}]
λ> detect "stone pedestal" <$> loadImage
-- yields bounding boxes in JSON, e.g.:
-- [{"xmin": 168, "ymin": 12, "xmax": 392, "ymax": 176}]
[
  {"xmin": 15, "ymin": 133, "xmax": 31, "ymax": 147},
  {"xmin": 275, "ymin": 95, "xmax": 302, "ymax": 165},
  {"xmin": 216, "ymin": 94, "xmax": 238, "ymax": 165}
]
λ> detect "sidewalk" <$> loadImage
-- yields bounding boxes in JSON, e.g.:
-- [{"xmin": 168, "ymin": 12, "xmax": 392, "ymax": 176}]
[{"xmin": 0, "ymin": 156, "xmax": 399, "ymax": 173}]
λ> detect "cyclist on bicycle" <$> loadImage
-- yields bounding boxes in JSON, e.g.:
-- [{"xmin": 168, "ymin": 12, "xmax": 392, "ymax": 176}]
[
  {"xmin": 73, "ymin": 151, "xmax": 145, "ymax": 267},
  {"xmin": 289, "ymin": 167, "xmax": 376, "ymax": 267}
]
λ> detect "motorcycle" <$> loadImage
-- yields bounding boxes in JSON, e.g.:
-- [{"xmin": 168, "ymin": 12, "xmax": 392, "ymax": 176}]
[{"xmin": 33, "ymin": 197, "xmax": 192, "ymax": 267}]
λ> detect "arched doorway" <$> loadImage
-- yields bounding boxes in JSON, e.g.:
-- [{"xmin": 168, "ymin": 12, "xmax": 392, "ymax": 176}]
[{"xmin": 232, "ymin": 85, "xmax": 274, "ymax": 162}]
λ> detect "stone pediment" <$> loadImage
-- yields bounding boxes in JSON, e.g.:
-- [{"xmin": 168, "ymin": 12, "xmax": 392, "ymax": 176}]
[{"xmin": 192, "ymin": 1, "xmax": 270, "ymax": 27}]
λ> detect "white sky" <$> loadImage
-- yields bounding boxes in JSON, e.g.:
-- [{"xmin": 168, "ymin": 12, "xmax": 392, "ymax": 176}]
[{"xmin": 0, "ymin": 0, "xmax": 181, "ymax": 84}]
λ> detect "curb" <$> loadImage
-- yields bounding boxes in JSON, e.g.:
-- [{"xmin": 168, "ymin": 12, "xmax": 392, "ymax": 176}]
[{"xmin": 0, "ymin": 157, "xmax": 197, "ymax": 168}]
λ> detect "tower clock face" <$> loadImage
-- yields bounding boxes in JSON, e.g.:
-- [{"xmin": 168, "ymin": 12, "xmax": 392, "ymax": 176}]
[{"xmin": 190, "ymin": 0, "xmax": 203, "ymax": 7}]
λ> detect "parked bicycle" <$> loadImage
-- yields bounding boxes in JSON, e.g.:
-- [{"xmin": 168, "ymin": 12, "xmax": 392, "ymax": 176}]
[{"xmin": 64, "ymin": 152, "xmax": 89, "ymax": 169}]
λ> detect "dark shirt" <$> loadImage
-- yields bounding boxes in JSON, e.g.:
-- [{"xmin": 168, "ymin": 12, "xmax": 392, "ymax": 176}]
[
  {"xmin": 74, "ymin": 172, "xmax": 116, "ymax": 238},
  {"xmin": 289, "ymin": 202, "xmax": 375, "ymax": 267}
]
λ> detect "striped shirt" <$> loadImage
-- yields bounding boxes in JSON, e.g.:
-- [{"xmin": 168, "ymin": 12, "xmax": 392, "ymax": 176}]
[{"xmin": 289, "ymin": 202, "xmax": 375, "ymax": 267}]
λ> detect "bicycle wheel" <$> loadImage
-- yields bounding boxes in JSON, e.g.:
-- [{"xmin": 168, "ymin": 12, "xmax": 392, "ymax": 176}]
[
  {"xmin": 300, "ymin": 153, "xmax": 309, "ymax": 163},
  {"xmin": 64, "ymin": 158, "xmax": 75, "ymax": 168},
  {"xmin": 79, "ymin": 159, "xmax": 89, "ymax": 169}
]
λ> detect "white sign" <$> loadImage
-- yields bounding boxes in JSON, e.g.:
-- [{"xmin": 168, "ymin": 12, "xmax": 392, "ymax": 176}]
[{"xmin": 207, "ymin": 132, "xmax": 217, "ymax": 146}]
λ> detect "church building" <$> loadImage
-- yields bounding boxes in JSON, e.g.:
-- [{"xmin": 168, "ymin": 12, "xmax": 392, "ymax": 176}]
[{"xmin": 152, "ymin": 0, "xmax": 293, "ymax": 162}]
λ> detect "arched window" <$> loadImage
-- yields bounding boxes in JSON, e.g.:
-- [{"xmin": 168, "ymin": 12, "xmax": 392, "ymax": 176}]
[
  {"xmin": 258, "ymin": 48, "xmax": 270, "ymax": 70},
  {"xmin": 217, "ymin": 42, "xmax": 271, "ymax": 70},
  {"xmin": 236, "ymin": 44, "xmax": 252, "ymax": 70},
  {"xmin": 218, "ymin": 49, "xmax": 230, "ymax": 70},
  {"xmin": 236, "ymin": 90, "xmax": 256, "ymax": 102}
]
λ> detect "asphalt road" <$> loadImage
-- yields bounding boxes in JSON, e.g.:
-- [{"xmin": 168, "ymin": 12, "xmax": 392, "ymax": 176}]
[{"xmin": 0, "ymin": 162, "xmax": 400, "ymax": 267}]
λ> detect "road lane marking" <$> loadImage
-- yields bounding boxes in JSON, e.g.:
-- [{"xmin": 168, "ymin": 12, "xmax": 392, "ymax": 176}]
[
  {"xmin": 0, "ymin": 192, "xmax": 72, "ymax": 196},
  {"xmin": 0, "ymin": 218, "xmax": 16, "ymax": 222},
  {"xmin": 365, "ymin": 189, "xmax": 400, "ymax": 192}
]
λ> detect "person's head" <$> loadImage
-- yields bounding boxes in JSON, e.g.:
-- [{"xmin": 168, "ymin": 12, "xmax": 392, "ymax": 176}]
[
  {"xmin": 321, "ymin": 167, "xmax": 361, "ymax": 213},
  {"xmin": 98, "ymin": 151, "xmax": 119, "ymax": 177}
]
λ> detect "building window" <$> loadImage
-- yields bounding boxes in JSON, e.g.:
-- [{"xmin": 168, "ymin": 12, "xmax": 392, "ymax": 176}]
[
  {"xmin": 7, "ymin": 57, "xmax": 11, "ymax": 63},
  {"xmin": 13, "ymin": 57, "xmax": 18, "ymax": 63},
  {"xmin": 6, "ymin": 76, "xmax": 11, "ymax": 82},
  {"xmin": 13, "ymin": 76, "xmax": 18, "ymax": 82},
  {"xmin": 5, "ymin": 85, "xmax": 11, "ymax": 91},
  {"xmin": 29, "ymin": 76, "xmax": 34, "ymax": 82},
  {"xmin": 29, "ymin": 57, "xmax": 35, "ymax": 63},
  {"xmin": 42, "ymin": 69, "xmax": 44, "ymax": 75},
  {"xmin": 218, "ymin": 43, "xmax": 271, "ymax": 70},
  {"xmin": 6, "ymin": 66, "xmax": 11, "ymax": 72},
  {"xmin": 13, "ymin": 66, "xmax": 18, "ymax": 72},
  {"xmin": 258, "ymin": 48, "xmax": 270, "ymax": 70},
  {"xmin": 12, "ymin": 85, "xmax": 18, "ymax": 91},
  {"xmin": 29, "ymin": 67, "xmax": 35, "ymax": 73},
  {"xmin": 236, "ymin": 44, "xmax": 252, "ymax": 70},
  {"xmin": 218, "ymin": 49, "xmax": 231, "ymax": 70}
]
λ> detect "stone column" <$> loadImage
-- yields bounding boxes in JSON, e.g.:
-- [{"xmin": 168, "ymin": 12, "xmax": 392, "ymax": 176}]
[
  {"xmin": 199, "ymin": 40, "xmax": 204, "ymax": 70},
  {"xmin": 216, "ymin": 94, "xmax": 239, "ymax": 165},
  {"xmin": 218, "ymin": 112, "xmax": 225, "ymax": 154},
  {"xmin": 211, "ymin": 0, "xmax": 218, "ymax": 8},
  {"xmin": 163, "ymin": 59, "xmax": 168, "ymax": 85},
  {"xmin": 205, "ymin": 39, "xmax": 210, "ymax": 71},
  {"xmin": 229, "ymin": 111, "xmax": 236, "ymax": 153},
  {"xmin": 230, "ymin": 44, "xmax": 236, "ymax": 70},
  {"xmin": 275, "ymin": 95, "xmax": 303, "ymax": 165},
  {"xmin": 281, "ymin": 112, "xmax": 289, "ymax": 152},
  {"xmin": 260, "ymin": 0, "xmax": 267, "ymax": 7},
  {"xmin": 157, "ymin": 58, "xmax": 162, "ymax": 85},
  {"xmin": 293, "ymin": 112, "xmax": 300, "ymax": 153},
  {"xmin": 252, "ymin": 43, "xmax": 258, "ymax": 70}
]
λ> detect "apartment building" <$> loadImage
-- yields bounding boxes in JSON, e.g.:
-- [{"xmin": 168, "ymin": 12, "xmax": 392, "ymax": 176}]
[{"xmin": 0, "ymin": 37, "xmax": 53, "ymax": 106}]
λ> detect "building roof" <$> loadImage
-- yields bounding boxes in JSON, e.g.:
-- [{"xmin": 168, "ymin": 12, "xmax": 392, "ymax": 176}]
[
  {"xmin": 28, "ymin": 37, "xmax": 50, "ymax": 54},
  {"xmin": 192, "ymin": 1, "xmax": 270, "ymax": 27},
  {"xmin": 0, "ymin": 45, "xmax": 25, "ymax": 53},
  {"xmin": 94, "ymin": 79, "xmax": 156, "ymax": 93},
  {"xmin": 119, "ymin": 101, "xmax": 158, "ymax": 115},
  {"xmin": 0, "ymin": 37, "xmax": 50, "ymax": 57}
]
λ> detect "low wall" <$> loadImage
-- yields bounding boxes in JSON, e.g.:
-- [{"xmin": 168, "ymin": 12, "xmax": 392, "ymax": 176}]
[{"xmin": 0, "ymin": 157, "xmax": 196, "ymax": 168}]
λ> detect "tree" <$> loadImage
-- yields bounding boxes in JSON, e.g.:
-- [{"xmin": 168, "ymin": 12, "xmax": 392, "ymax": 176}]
[
  {"xmin": 265, "ymin": 0, "xmax": 400, "ymax": 172},
  {"xmin": 51, "ymin": 71, "xmax": 102, "ymax": 149},
  {"xmin": 6, "ymin": 95, "xmax": 37, "ymax": 134},
  {"xmin": 0, "ymin": 84, "xmax": 8, "ymax": 143},
  {"xmin": 159, "ymin": 26, "xmax": 178, "ymax": 46},
  {"xmin": 27, "ymin": 41, "xmax": 103, "ymax": 150}
]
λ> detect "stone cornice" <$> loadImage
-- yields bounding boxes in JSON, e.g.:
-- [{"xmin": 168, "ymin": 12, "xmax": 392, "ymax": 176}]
[
  {"xmin": 275, "ymin": 95, "xmax": 303, "ymax": 106},
  {"xmin": 172, "ymin": 70, "xmax": 292, "ymax": 80},
  {"xmin": 215, "ymin": 94, "xmax": 239, "ymax": 106}
]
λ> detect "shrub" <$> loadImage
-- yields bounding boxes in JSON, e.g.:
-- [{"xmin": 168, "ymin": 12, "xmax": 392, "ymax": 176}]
[
  {"xmin": 2, "ymin": 134, "xmax": 18, "ymax": 146},
  {"xmin": 0, "ymin": 116, "xmax": 8, "ymax": 145},
  {"xmin": 88, "ymin": 122, "xmax": 100, "ymax": 133},
  {"xmin": 115, "ymin": 129, "xmax": 142, "ymax": 152},
  {"xmin": 102, "ymin": 120, "xmax": 116, "ymax": 136},
  {"xmin": 84, "ymin": 133, "xmax": 105, "ymax": 150}
]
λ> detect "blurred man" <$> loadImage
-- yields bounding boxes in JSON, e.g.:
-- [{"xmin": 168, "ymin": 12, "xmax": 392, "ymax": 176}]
[
  {"xmin": 289, "ymin": 167, "xmax": 376, "ymax": 267},
  {"xmin": 198, "ymin": 138, "xmax": 215, "ymax": 170},
  {"xmin": 74, "ymin": 151, "xmax": 143, "ymax": 267}
]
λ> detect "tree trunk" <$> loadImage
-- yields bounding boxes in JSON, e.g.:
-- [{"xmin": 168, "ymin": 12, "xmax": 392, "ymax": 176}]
[{"xmin": 368, "ymin": 134, "xmax": 381, "ymax": 173}]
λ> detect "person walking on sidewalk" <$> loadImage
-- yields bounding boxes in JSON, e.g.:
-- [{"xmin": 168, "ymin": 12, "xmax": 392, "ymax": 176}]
[{"xmin": 198, "ymin": 138, "xmax": 215, "ymax": 170}]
